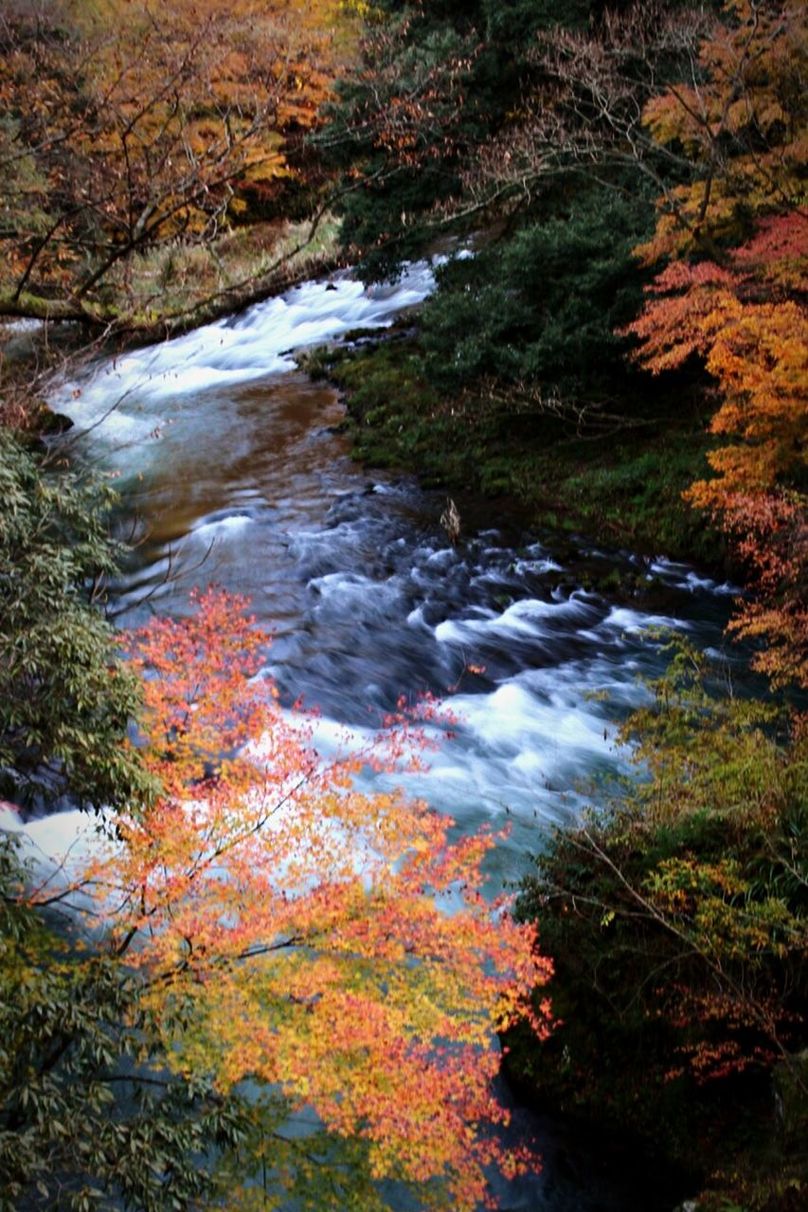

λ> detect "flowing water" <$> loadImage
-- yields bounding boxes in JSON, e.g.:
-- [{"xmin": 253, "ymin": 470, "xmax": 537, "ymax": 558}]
[{"xmin": 25, "ymin": 260, "xmax": 741, "ymax": 1208}]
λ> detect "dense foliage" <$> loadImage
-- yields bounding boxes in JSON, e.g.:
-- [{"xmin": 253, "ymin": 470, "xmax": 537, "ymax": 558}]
[
  {"xmin": 625, "ymin": 0, "xmax": 808, "ymax": 689},
  {"xmin": 418, "ymin": 187, "xmax": 650, "ymax": 403},
  {"xmin": 0, "ymin": 432, "xmax": 151, "ymax": 811},
  {"xmin": 513, "ymin": 648, "xmax": 808, "ymax": 1207},
  {"xmin": 0, "ymin": 836, "xmax": 249, "ymax": 1211},
  {"xmin": 321, "ymin": 0, "xmax": 638, "ymax": 278},
  {"xmin": 0, "ymin": 0, "xmax": 354, "ymax": 333}
]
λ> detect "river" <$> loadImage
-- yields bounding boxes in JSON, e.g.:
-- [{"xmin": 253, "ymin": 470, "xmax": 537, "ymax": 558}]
[{"xmin": 40, "ymin": 260, "xmax": 738, "ymax": 1208}]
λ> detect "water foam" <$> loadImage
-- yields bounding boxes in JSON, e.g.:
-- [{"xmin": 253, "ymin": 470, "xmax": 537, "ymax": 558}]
[{"xmin": 54, "ymin": 263, "xmax": 438, "ymax": 440}]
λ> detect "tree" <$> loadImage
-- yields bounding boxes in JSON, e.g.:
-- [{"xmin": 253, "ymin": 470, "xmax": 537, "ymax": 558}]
[
  {"xmin": 416, "ymin": 185, "xmax": 651, "ymax": 409},
  {"xmin": 622, "ymin": 0, "xmax": 808, "ymax": 688},
  {"xmin": 462, "ymin": 0, "xmax": 805, "ymax": 279},
  {"xmin": 633, "ymin": 0, "xmax": 807, "ymax": 265},
  {"xmin": 0, "ymin": 430, "xmax": 153, "ymax": 811},
  {"xmin": 406, "ymin": 2, "xmax": 716, "ymax": 243},
  {"xmin": 318, "ymin": 2, "xmax": 680, "ymax": 446},
  {"xmin": 24, "ymin": 587, "xmax": 551, "ymax": 1210},
  {"xmin": 0, "ymin": 829, "xmax": 250, "ymax": 1212},
  {"xmin": 0, "ymin": 0, "xmax": 352, "ymax": 334},
  {"xmin": 318, "ymin": 0, "xmax": 611, "ymax": 279},
  {"xmin": 626, "ymin": 216, "xmax": 807, "ymax": 684},
  {"xmin": 512, "ymin": 644, "xmax": 808, "ymax": 1205}
]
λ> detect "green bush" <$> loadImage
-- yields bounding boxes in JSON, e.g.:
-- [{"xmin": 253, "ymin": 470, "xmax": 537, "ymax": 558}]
[
  {"xmin": 420, "ymin": 189, "xmax": 651, "ymax": 401},
  {"xmin": 511, "ymin": 646, "xmax": 808, "ymax": 1208},
  {"xmin": 0, "ymin": 431, "xmax": 153, "ymax": 811},
  {"xmin": 0, "ymin": 833, "xmax": 250, "ymax": 1212}
]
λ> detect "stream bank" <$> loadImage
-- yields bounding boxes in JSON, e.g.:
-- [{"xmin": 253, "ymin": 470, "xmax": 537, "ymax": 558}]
[{"xmin": 300, "ymin": 329, "xmax": 728, "ymax": 577}]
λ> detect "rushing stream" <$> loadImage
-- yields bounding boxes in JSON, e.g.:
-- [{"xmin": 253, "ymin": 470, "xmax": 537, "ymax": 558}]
[{"xmin": 30, "ymin": 260, "xmax": 740, "ymax": 1208}]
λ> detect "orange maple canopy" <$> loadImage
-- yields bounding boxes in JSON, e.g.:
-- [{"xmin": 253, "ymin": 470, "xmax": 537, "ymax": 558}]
[{"xmin": 45, "ymin": 587, "xmax": 551, "ymax": 1208}]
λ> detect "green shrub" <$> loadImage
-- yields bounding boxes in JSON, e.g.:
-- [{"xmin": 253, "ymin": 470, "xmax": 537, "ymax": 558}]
[
  {"xmin": 0, "ymin": 432, "xmax": 153, "ymax": 811},
  {"xmin": 512, "ymin": 647, "xmax": 808, "ymax": 1206}
]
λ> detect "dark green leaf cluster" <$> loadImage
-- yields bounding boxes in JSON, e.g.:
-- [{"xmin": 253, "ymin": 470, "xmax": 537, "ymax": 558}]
[
  {"xmin": 320, "ymin": 1, "xmax": 608, "ymax": 279},
  {"xmin": 318, "ymin": 2, "xmax": 711, "ymax": 452},
  {"xmin": 511, "ymin": 649, "xmax": 808, "ymax": 1206},
  {"xmin": 0, "ymin": 432, "xmax": 154, "ymax": 811},
  {"xmin": 418, "ymin": 187, "xmax": 651, "ymax": 398},
  {"xmin": 0, "ymin": 836, "xmax": 251, "ymax": 1212}
]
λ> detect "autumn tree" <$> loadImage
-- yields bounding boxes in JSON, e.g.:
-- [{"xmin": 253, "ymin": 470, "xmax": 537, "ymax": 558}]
[
  {"xmin": 627, "ymin": 215, "xmax": 808, "ymax": 685},
  {"xmin": 16, "ymin": 587, "xmax": 551, "ymax": 1210},
  {"xmin": 512, "ymin": 643, "xmax": 808, "ymax": 1206},
  {"xmin": 622, "ymin": 1, "xmax": 808, "ymax": 687},
  {"xmin": 632, "ymin": 0, "xmax": 807, "ymax": 264},
  {"xmin": 0, "ymin": 0, "xmax": 353, "ymax": 335}
]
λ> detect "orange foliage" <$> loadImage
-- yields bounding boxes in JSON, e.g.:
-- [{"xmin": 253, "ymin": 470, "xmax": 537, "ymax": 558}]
[
  {"xmin": 628, "ymin": 213, "xmax": 808, "ymax": 686},
  {"xmin": 629, "ymin": 215, "xmax": 807, "ymax": 496},
  {"xmin": 625, "ymin": 1, "xmax": 808, "ymax": 687},
  {"xmin": 0, "ymin": 0, "xmax": 355, "ymax": 312},
  {"xmin": 636, "ymin": 0, "xmax": 808, "ymax": 265},
  {"xmin": 70, "ymin": 588, "xmax": 551, "ymax": 1207}
]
